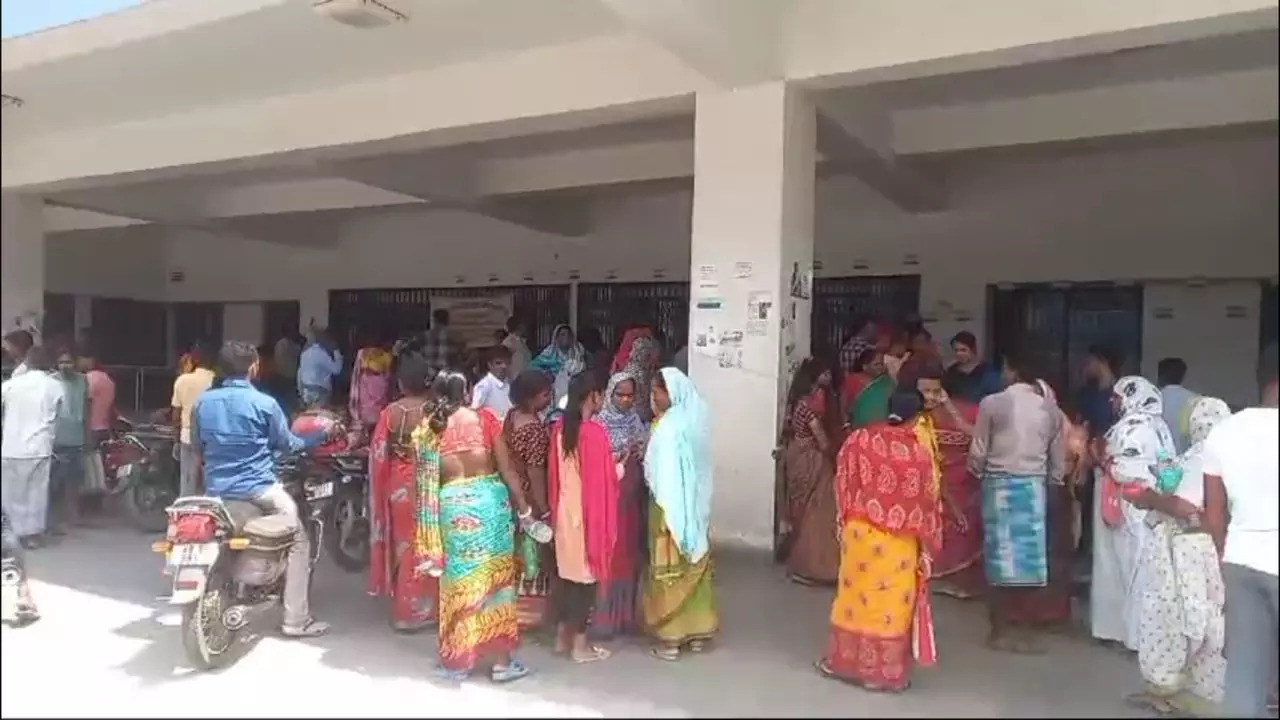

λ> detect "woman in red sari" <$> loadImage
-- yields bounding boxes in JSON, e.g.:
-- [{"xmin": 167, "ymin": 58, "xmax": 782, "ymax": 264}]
[
  {"xmin": 899, "ymin": 360, "xmax": 983, "ymax": 599},
  {"xmin": 367, "ymin": 357, "xmax": 438, "ymax": 632},
  {"xmin": 817, "ymin": 389, "xmax": 942, "ymax": 693},
  {"xmin": 547, "ymin": 371, "xmax": 621, "ymax": 663},
  {"xmin": 779, "ymin": 358, "xmax": 840, "ymax": 585}
]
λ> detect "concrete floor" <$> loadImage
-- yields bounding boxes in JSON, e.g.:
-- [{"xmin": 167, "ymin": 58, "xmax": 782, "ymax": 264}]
[{"xmin": 1, "ymin": 524, "xmax": 1151, "ymax": 718}]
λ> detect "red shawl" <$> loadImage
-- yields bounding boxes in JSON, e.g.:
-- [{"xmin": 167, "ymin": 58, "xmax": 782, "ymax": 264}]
[
  {"xmin": 548, "ymin": 419, "xmax": 620, "ymax": 581},
  {"xmin": 610, "ymin": 327, "xmax": 653, "ymax": 374},
  {"xmin": 835, "ymin": 423, "xmax": 943, "ymax": 555}
]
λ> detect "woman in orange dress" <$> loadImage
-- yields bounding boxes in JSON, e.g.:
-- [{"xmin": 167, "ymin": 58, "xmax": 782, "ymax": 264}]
[
  {"xmin": 817, "ymin": 389, "xmax": 942, "ymax": 693},
  {"xmin": 547, "ymin": 371, "xmax": 621, "ymax": 663}
]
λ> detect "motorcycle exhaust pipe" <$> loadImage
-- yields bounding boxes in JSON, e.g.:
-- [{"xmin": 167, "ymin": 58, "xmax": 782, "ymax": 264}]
[{"xmin": 221, "ymin": 598, "xmax": 278, "ymax": 632}]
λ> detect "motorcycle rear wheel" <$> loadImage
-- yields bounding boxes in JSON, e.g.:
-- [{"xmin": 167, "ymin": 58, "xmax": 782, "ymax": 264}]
[
  {"xmin": 181, "ymin": 584, "xmax": 238, "ymax": 671},
  {"xmin": 325, "ymin": 487, "xmax": 369, "ymax": 573}
]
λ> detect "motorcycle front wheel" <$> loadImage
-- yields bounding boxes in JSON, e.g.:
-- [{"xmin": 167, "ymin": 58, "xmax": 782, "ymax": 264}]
[
  {"xmin": 124, "ymin": 473, "xmax": 175, "ymax": 534},
  {"xmin": 324, "ymin": 486, "xmax": 370, "ymax": 573},
  {"xmin": 181, "ymin": 583, "xmax": 238, "ymax": 671}
]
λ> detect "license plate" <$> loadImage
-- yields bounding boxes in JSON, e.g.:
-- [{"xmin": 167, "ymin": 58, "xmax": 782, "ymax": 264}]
[
  {"xmin": 307, "ymin": 481, "xmax": 335, "ymax": 500},
  {"xmin": 171, "ymin": 542, "xmax": 219, "ymax": 567}
]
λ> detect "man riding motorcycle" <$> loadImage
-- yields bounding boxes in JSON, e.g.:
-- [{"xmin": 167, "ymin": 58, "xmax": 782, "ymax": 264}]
[{"xmin": 190, "ymin": 341, "xmax": 334, "ymax": 638}]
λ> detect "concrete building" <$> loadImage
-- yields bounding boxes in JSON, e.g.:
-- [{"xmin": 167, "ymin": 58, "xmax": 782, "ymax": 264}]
[{"xmin": 3, "ymin": 0, "xmax": 1277, "ymax": 548}]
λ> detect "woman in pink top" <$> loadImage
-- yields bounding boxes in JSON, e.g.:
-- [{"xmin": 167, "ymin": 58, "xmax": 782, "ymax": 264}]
[{"xmin": 547, "ymin": 371, "xmax": 620, "ymax": 664}]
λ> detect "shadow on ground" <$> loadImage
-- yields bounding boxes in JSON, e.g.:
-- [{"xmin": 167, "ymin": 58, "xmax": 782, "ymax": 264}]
[{"xmin": 13, "ymin": 524, "xmax": 1148, "ymax": 718}]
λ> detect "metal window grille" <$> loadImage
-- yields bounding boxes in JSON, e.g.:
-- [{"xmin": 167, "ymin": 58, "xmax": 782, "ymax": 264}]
[
  {"xmin": 328, "ymin": 285, "xmax": 571, "ymax": 352},
  {"xmin": 989, "ymin": 283, "xmax": 1143, "ymax": 396},
  {"xmin": 811, "ymin": 275, "xmax": 923, "ymax": 358},
  {"xmin": 576, "ymin": 282, "xmax": 690, "ymax": 357}
]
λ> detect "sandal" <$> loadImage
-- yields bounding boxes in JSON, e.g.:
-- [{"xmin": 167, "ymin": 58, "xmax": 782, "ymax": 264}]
[
  {"xmin": 650, "ymin": 646, "xmax": 681, "ymax": 662},
  {"xmin": 491, "ymin": 660, "xmax": 531, "ymax": 683},
  {"xmin": 571, "ymin": 646, "xmax": 611, "ymax": 664},
  {"xmin": 814, "ymin": 660, "xmax": 909, "ymax": 693},
  {"xmin": 9, "ymin": 603, "xmax": 40, "ymax": 627},
  {"xmin": 281, "ymin": 618, "xmax": 331, "ymax": 638},
  {"xmin": 390, "ymin": 618, "xmax": 435, "ymax": 634},
  {"xmin": 435, "ymin": 665, "xmax": 470, "ymax": 682},
  {"xmin": 1124, "ymin": 692, "xmax": 1177, "ymax": 716}
]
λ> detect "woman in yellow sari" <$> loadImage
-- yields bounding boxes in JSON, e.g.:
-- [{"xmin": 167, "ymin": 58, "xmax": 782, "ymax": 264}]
[
  {"xmin": 642, "ymin": 367, "xmax": 719, "ymax": 661},
  {"xmin": 817, "ymin": 389, "xmax": 942, "ymax": 693}
]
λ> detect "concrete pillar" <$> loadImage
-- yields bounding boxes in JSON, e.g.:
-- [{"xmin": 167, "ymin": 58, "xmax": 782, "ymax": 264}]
[
  {"xmin": 1, "ymin": 193, "xmax": 46, "ymax": 339},
  {"xmin": 687, "ymin": 83, "xmax": 815, "ymax": 550}
]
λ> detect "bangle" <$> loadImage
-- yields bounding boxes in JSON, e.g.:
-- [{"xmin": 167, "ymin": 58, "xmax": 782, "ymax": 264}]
[{"xmin": 517, "ymin": 508, "xmax": 532, "ymax": 520}]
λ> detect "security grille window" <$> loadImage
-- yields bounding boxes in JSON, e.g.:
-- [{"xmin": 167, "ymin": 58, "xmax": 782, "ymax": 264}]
[
  {"xmin": 328, "ymin": 285, "xmax": 571, "ymax": 353},
  {"xmin": 989, "ymin": 283, "xmax": 1143, "ymax": 397},
  {"xmin": 576, "ymin": 282, "xmax": 690, "ymax": 357},
  {"xmin": 812, "ymin": 275, "xmax": 922, "ymax": 358}
]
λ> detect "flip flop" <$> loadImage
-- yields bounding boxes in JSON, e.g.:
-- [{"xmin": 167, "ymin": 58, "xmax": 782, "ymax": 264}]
[
  {"xmin": 435, "ymin": 665, "xmax": 470, "ymax": 682},
  {"xmin": 281, "ymin": 619, "xmax": 331, "ymax": 638},
  {"xmin": 650, "ymin": 646, "xmax": 680, "ymax": 662},
  {"xmin": 491, "ymin": 660, "xmax": 531, "ymax": 683},
  {"xmin": 571, "ymin": 646, "xmax": 611, "ymax": 664},
  {"xmin": 1124, "ymin": 692, "xmax": 1176, "ymax": 716}
]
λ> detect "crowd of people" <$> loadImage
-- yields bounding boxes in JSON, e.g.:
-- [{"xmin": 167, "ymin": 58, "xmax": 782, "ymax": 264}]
[
  {"xmin": 778, "ymin": 318, "xmax": 1278, "ymax": 716},
  {"xmin": 4, "ymin": 311, "xmax": 1277, "ymax": 715}
]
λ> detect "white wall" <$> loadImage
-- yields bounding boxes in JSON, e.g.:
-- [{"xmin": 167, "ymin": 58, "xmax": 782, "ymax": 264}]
[{"xmin": 47, "ymin": 134, "xmax": 1278, "ymax": 399}]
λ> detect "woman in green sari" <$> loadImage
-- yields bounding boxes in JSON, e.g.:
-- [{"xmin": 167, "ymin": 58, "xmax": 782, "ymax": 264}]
[
  {"xmin": 845, "ymin": 349, "xmax": 894, "ymax": 428},
  {"xmin": 642, "ymin": 367, "xmax": 719, "ymax": 661}
]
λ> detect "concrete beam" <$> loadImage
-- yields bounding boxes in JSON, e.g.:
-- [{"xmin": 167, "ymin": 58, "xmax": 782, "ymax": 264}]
[
  {"xmin": 43, "ymin": 196, "xmax": 274, "ymax": 247},
  {"xmin": 893, "ymin": 68, "xmax": 1279, "ymax": 154},
  {"xmin": 815, "ymin": 104, "xmax": 944, "ymax": 213},
  {"xmin": 787, "ymin": 0, "xmax": 1279, "ymax": 87},
  {"xmin": 323, "ymin": 151, "xmax": 593, "ymax": 237},
  {"xmin": 599, "ymin": 0, "xmax": 786, "ymax": 86}
]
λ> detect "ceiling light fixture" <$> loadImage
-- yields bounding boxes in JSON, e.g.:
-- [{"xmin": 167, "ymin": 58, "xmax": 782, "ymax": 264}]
[
  {"xmin": 1, "ymin": 94, "xmax": 24, "ymax": 108},
  {"xmin": 312, "ymin": 0, "xmax": 407, "ymax": 29}
]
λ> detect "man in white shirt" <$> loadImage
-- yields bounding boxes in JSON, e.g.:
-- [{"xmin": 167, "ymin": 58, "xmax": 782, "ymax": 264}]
[
  {"xmin": 1203, "ymin": 344, "xmax": 1279, "ymax": 718},
  {"xmin": 471, "ymin": 345, "xmax": 513, "ymax": 419},
  {"xmin": 1, "ymin": 346, "xmax": 65, "ymax": 547},
  {"xmin": 1157, "ymin": 357, "xmax": 1199, "ymax": 453},
  {"xmin": 500, "ymin": 316, "xmax": 532, "ymax": 378},
  {"xmin": 3, "ymin": 329, "xmax": 34, "ymax": 378}
]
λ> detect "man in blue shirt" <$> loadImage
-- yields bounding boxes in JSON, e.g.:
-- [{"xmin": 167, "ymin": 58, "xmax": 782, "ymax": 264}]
[
  {"xmin": 296, "ymin": 329, "xmax": 343, "ymax": 409},
  {"xmin": 191, "ymin": 341, "xmax": 331, "ymax": 637}
]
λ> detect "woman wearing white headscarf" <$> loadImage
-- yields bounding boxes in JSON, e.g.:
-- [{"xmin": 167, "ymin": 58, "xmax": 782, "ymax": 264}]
[
  {"xmin": 1094, "ymin": 376, "xmax": 1177, "ymax": 650},
  {"xmin": 1122, "ymin": 396, "xmax": 1231, "ymax": 716}
]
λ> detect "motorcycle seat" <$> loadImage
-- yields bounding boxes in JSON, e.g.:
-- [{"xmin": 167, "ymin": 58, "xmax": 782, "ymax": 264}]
[{"xmin": 241, "ymin": 515, "xmax": 296, "ymax": 541}]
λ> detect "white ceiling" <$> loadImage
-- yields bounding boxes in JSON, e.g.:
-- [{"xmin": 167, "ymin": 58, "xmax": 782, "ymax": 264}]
[{"xmin": 1, "ymin": 0, "xmax": 625, "ymax": 134}]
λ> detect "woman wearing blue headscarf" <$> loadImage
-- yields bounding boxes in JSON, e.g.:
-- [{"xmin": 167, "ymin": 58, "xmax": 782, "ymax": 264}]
[{"xmin": 641, "ymin": 367, "xmax": 718, "ymax": 661}]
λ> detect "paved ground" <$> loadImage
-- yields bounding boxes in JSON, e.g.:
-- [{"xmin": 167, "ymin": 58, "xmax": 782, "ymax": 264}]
[{"xmin": 2, "ymin": 523, "xmax": 1152, "ymax": 718}]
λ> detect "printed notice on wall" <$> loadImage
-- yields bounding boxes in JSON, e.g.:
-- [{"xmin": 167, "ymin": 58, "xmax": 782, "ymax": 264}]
[
  {"xmin": 746, "ymin": 291, "xmax": 773, "ymax": 336},
  {"xmin": 697, "ymin": 264, "xmax": 720, "ymax": 292},
  {"xmin": 693, "ymin": 323, "xmax": 719, "ymax": 357},
  {"xmin": 733, "ymin": 261, "xmax": 753, "ymax": 279}
]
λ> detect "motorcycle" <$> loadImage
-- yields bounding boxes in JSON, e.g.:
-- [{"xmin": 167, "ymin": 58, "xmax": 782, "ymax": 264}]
[
  {"xmin": 151, "ymin": 460, "xmax": 332, "ymax": 670},
  {"xmin": 320, "ymin": 451, "xmax": 370, "ymax": 573},
  {"xmin": 104, "ymin": 418, "xmax": 180, "ymax": 533}
]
